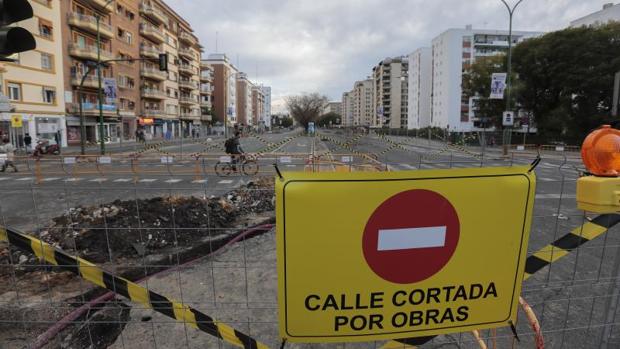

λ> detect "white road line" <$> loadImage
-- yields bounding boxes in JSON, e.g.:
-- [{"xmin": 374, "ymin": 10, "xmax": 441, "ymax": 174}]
[
  {"xmin": 285, "ymin": 164, "xmax": 297, "ymax": 168},
  {"xmin": 64, "ymin": 177, "xmax": 84, "ymax": 182},
  {"xmin": 90, "ymin": 178, "xmax": 108, "ymax": 183},
  {"xmin": 139, "ymin": 179, "xmax": 157, "ymax": 183},
  {"xmin": 218, "ymin": 180, "xmax": 233, "ymax": 184},
  {"xmin": 0, "ymin": 177, "xmax": 11, "ymax": 181},
  {"xmin": 378, "ymin": 226, "xmax": 447, "ymax": 251},
  {"xmin": 114, "ymin": 178, "xmax": 132, "ymax": 182},
  {"xmin": 539, "ymin": 178, "xmax": 555, "ymax": 182},
  {"xmin": 191, "ymin": 179, "xmax": 207, "ymax": 184},
  {"xmin": 399, "ymin": 163, "xmax": 417, "ymax": 170},
  {"xmin": 42, "ymin": 177, "xmax": 61, "ymax": 182},
  {"xmin": 16, "ymin": 177, "xmax": 34, "ymax": 181},
  {"xmin": 535, "ymin": 194, "xmax": 577, "ymax": 199},
  {"xmin": 165, "ymin": 179, "xmax": 182, "ymax": 183}
]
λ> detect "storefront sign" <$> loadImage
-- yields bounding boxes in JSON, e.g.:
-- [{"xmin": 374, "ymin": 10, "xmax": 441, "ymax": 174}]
[
  {"xmin": 10, "ymin": 115, "xmax": 22, "ymax": 128},
  {"xmin": 139, "ymin": 118, "xmax": 155, "ymax": 125}
]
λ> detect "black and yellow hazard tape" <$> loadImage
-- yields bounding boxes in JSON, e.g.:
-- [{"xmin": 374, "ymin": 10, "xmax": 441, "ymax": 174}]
[
  {"xmin": 316, "ymin": 132, "xmax": 376, "ymax": 159},
  {"xmin": 247, "ymin": 132, "xmax": 274, "ymax": 147},
  {"xmin": 0, "ymin": 226, "xmax": 269, "ymax": 349},
  {"xmin": 131, "ymin": 141, "xmax": 173, "ymax": 158},
  {"xmin": 255, "ymin": 132, "xmax": 304, "ymax": 155},
  {"xmin": 383, "ymin": 213, "xmax": 620, "ymax": 348}
]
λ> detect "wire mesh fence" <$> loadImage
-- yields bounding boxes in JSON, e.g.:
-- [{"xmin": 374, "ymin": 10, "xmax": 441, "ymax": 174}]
[{"xmin": 1, "ymin": 129, "xmax": 619, "ymax": 349}]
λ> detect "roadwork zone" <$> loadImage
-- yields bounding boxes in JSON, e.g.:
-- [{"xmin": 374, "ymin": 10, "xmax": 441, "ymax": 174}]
[{"xmin": 0, "ymin": 226, "xmax": 268, "ymax": 349}]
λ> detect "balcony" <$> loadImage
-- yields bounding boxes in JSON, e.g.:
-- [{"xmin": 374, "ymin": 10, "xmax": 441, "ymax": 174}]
[
  {"xmin": 139, "ymin": 3, "xmax": 167, "ymax": 24},
  {"xmin": 143, "ymin": 108, "xmax": 165, "ymax": 118},
  {"xmin": 178, "ymin": 80, "xmax": 197, "ymax": 90},
  {"xmin": 69, "ymin": 44, "xmax": 113, "ymax": 62},
  {"xmin": 200, "ymin": 72, "xmax": 213, "ymax": 82},
  {"xmin": 140, "ymin": 67, "xmax": 166, "ymax": 81},
  {"xmin": 179, "ymin": 31, "xmax": 196, "ymax": 45},
  {"xmin": 178, "ymin": 47, "xmax": 194, "ymax": 60},
  {"xmin": 70, "ymin": 74, "xmax": 104, "ymax": 89},
  {"xmin": 140, "ymin": 44, "xmax": 160, "ymax": 59},
  {"xmin": 179, "ymin": 96, "xmax": 197, "ymax": 105},
  {"xmin": 86, "ymin": 0, "xmax": 114, "ymax": 12},
  {"xmin": 140, "ymin": 23, "xmax": 164, "ymax": 43},
  {"xmin": 67, "ymin": 13, "xmax": 113, "ymax": 39},
  {"xmin": 200, "ymin": 100, "xmax": 212, "ymax": 108},
  {"xmin": 180, "ymin": 110, "xmax": 201, "ymax": 119},
  {"xmin": 141, "ymin": 88, "xmax": 166, "ymax": 99},
  {"xmin": 178, "ymin": 63, "xmax": 194, "ymax": 75},
  {"xmin": 200, "ymin": 84, "xmax": 213, "ymax": 95}
]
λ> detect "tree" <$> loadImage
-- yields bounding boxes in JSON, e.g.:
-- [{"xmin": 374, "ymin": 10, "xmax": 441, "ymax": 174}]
[
  {"xmin": 512, "ymin": 22, "xmax": 620, "ymax": 144},
  {"xmin": 317, "ymin": 112, "xmax": 341, "ymax": 127},
  {"xmin": 285, "ymin": 93, "xmax": 328, "ymax": 131},
  {"xmin": 280, "ymin": 116, "xmax": 293, "ymax": 128},
  {"xmin": 461, "ymin": 55, "xmax": 507, "ymax": 129}
]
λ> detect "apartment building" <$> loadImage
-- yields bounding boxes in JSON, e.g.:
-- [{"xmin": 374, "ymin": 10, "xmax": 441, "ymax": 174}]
[
  {"xmin": 341, "ymin": 91, "xmax": 354, "ymax": 126},
  {"xmin": 570, "ymin": 3, "xmax": 620, "ymax": 27},
  {"xmin": 323, "ymin": 101, "xmax": 342, "ymax": 116},
  {"xmin": 251, "ymin": 86, "xmax": 265, "ymax": 127},
  {"xmin": 352, "ymin": 79, "xmax": 374, "ymax": 127},
  {"xmin": 260, "ymin": 86, "xmax": 271, "ymax": 129},
  {"xmin": 0, "ymin": 0, "xmax": 67, "ymax": 147},
  {"xmin": 430, "ymin": 26, "xmax": 541, "ymax": 132},
  {"xmin": 59, "ymin": 0, "xmax": 202, "ymax": 145},
  {"xmin": 372, "ymin": 56, "xmax": 408, "ymax": 129},
  {"xmin": 199, "ymin": 62, "xmax": 214, "ymax": 127},
  {"xmin": 204, "ymin": 54, "xmax": 238, "ymax": 128},
  {"xmin": 407, "ymin": 47, "xmax": 432, "ymax": 129},
  {"xmin": 235, "ymin": 72, "xmax": 254, "ymax": 126}
]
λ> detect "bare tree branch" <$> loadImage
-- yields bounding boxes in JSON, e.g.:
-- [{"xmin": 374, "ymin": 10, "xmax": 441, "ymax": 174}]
[{"xmin": 285, "ymin": 93, "xmax": 328, "ymax": 130}]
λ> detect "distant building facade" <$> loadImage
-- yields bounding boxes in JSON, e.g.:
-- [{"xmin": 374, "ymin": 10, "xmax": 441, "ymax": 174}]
[
  {"xmin": 407, "ymin": 47, "xmax": 432, "ymax": 130},
  {"xmin": 571, "ymin": 3, "xmax": 620, "ymax": 27},
  {"xmin": 372, "ymin": 56, "xmax": 408, "ymax": 128}
]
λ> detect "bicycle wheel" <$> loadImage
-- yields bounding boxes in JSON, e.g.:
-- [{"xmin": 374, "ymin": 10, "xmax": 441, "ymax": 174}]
[
  {"xmin": 242, "ymin": 160, "xmax": 259, "ymax": 176},
  {"xmin": 215, "ymin": 162, "xmax": 233, "ymax": 176}
]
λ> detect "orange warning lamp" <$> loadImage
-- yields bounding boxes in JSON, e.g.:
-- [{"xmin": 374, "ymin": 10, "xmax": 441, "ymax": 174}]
[
  {"xmin": 577, "ymin": 125, "xmax": 620, "ymax": 213},
  {"xmin": 581, "ymin": 125, "xmax": 620, "ymax": 176}
]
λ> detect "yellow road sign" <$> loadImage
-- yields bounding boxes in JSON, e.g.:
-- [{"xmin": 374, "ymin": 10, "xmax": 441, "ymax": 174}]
[
  {"xmin": 10, "ymin": 115, "xmax": 22, "ymax": 128},
  {"xmin": 276, "ymin": 166, "xmax": 536, "ymax": 343}
]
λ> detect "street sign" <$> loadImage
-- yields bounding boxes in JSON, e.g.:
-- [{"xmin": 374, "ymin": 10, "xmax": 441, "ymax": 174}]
[
  {"xmin": 276, "ymin": 167, "xmax": 536, "ymax": 342},
  {"xmin": 10, "ymin": 115, "xmax": 22, "ymax": 128},
  {"xmin": 502, "ymin": 111, "xmax": 514, "ymax": 127}
]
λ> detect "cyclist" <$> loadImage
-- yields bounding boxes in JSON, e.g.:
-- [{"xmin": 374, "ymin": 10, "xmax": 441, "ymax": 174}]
[{"xmin": 225, "ymin": 131, "xmax": 244, "ymax": 171}]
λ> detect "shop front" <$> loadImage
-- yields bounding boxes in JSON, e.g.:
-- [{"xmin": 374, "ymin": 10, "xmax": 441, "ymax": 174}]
[
  {"xmin": 66, "ymin": 116, "xmax": 121, "ymax": 145},
  {"xmin": 1, "ymin": 113, "xmax": 67, "ymax": 148}
]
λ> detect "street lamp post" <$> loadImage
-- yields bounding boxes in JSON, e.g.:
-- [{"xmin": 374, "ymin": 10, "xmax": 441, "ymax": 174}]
[
  {"xmin": 94, "ymin": 0, "xmax": 115, "ymax": 155},
  {"xmin": 500, "ymin": 0, "xmax": 524, "ymax": 155}
]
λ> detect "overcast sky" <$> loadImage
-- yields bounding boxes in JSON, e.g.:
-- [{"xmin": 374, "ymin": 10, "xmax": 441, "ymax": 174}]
[{"xmin": 166, "ymin": 0, "xmax": 606, "ymax": 112}]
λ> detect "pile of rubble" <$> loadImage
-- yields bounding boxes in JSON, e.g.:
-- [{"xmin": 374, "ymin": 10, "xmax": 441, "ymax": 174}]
[{"xmin": 1, "ymin": 179, "xmax": 275, "ymax": 274}]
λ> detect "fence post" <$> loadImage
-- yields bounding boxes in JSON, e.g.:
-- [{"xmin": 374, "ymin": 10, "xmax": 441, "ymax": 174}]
[{"xmin": 599, "ymin": 242, "xmax": 620, "ymax": 348}]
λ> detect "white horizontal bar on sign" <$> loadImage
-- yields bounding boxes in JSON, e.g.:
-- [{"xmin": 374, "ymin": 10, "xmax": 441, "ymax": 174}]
[
  {"xmin": 64, "ymin": 157, "xmax": 76, "ymax": 164},
  {"xmin": 219, "ymin": 156, "xmax": 231, "ymax": 163},
  {"xmin": 161, "ymin": 156, "xmax": 174, "ymax": 164},
  {"xmin": 341, "ymin": 156, "xmax": 353, "ymax": 163},
  {"xmin": 377, "ymin": 226, "xmax": 447, "ymax": 251},
  {"xmin": 280, "ymin": 156, "xmax": 292, "ymax": 163}
]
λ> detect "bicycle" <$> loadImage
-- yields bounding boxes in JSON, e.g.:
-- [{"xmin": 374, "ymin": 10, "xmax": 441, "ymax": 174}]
[{"xmin": 215, "ymin": 153, "xmax": 259, "ymax": 176}]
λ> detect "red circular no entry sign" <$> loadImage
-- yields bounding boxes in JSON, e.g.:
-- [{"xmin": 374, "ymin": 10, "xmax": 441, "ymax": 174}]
[{"xmin": 362, "ymin": 189, "xmax": 460, "ymax": 284}]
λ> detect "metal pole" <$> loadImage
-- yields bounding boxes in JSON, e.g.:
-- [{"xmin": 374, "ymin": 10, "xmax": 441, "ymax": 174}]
[
  {"xmin": 78, "ymin": 65, "xmax": 94, "ymax": 155},
  {"xmin": 96, "ymin": 15, "xmax": 105, "ymax": 155},
  {"xmin": 613, "ymin": 71, "xmax": 620, "ymax": 117}
]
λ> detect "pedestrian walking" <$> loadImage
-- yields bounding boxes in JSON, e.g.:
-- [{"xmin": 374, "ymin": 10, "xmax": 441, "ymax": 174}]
[
  {"xmin": 24, "ymin": 133, "xmax": 32, "ymax": 153},
  {"xmin": 0, "ymin": 137, "xmax": 18, "ymax": 172}
]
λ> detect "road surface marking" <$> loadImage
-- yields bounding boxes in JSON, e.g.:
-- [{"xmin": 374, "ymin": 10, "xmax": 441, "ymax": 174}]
[
  {"xmin": 399, "ymin": 163, "xmax": 417, "ymax": 170},
  {"xmin": 191, "ymin": 179, "xmax": 207, "ymax": 184},
  {"xmin": 64, "ymin": 177, "xmax": 84, "ymax": 182},
  {"xmin": 16, "ymin": 177, "xmax": 34, "ymax": 181},
  {"xmin": 286, "ymin": 164, "xmax": 297, "ymax": 168},
  {"xmin": 535, "ymin": 194, "xmax": 577, "ymax": 199},
  {"xmin": 139, "ymin": 179, "xmax": 157, "ymax": 183},
  {"xmin": 90, "ymin": 178, "xmax": 108, "ymax": 183},
  {"xmin": 539, "ymin": 177, "xmax": 555, "ymax": 182},
  {"xmin": 378, "ymin": 226, "xmax": 447, "ymax": 251},
  {"xmin": 41, "ymin": 177, "xmax": 61, "ymax": 182},
  {"xmin": 114, "ymin": 178, "xmax": 132, "ymax": 182},
  {"xmin": 165, "ymin": 179, "xmax": 182, "ymax": 183},
  {"xmin": 218, "ymin": 180, "xmax": 233, "ymax": 184},
  {"xmin": 0, "ymin": 177, "xmax": 10, "ymax": 181}
]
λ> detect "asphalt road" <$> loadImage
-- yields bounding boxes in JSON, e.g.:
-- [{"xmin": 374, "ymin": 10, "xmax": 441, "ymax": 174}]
[{"xmin": 2, "ymin": 128, "xmax": 620, "ymax": 348}]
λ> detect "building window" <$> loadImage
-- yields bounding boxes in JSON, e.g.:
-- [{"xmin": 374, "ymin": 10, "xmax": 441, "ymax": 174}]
[
  {"xmin": 125, "ymin": 32, "xmax": 132, "ymax": 44},
  {"xmin": 38, "ymin": 18, "xmax": 53, "ymax": 39},
  {"xmin": 41, "ymin": 53, "xmax": 53, "ymax": 71},
  {"xmin": 42, "ymin": 87, "xmax": 56, "ymax": 104},
  {"xmin": 125, "ymin": 10, "xmax": 134, "ymax": 20},
  {"xmin": 7, "ymin": 83, "xmax": 21, "ymax": 101}
]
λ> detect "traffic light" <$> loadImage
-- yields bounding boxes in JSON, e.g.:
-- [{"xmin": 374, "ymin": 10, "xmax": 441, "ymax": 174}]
[
  {"xmin": 158, "ymin": 53, "xmax": 168, "ymax": 71},
  {"xmin": 0, "ymin": 0, "xmax": 36, "ymax": 61}
]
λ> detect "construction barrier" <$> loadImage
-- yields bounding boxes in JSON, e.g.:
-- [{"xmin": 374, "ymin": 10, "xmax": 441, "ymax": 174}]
[{"xmin": 0, "ymin": 226, "xmax": 269, "ymax": 349}]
